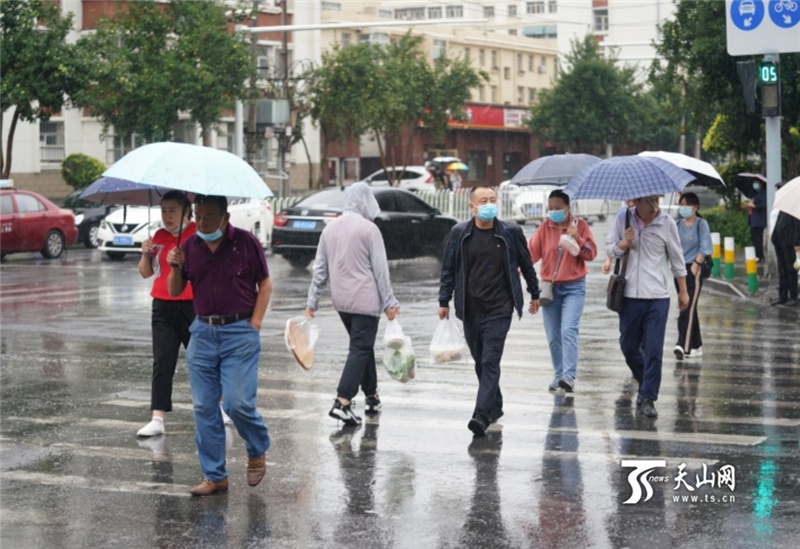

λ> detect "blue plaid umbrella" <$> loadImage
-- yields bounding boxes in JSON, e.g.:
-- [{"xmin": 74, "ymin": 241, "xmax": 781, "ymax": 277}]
[{"xmin": 564, "ymin": 155, "xmax": 695, "ymax": 200}]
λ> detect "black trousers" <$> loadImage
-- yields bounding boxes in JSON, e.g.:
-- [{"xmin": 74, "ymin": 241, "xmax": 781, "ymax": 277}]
[
  {"xmin": 675, "ymin": 265, "xmax": 703, "ymax": 352},
  {"xmin": 775, "ymin": 243, "xmax": 798, "ymax": 300},
  {"xmin": 751, "ymin": 226, "xmax": 765, "ymax": 261},
  {"xmin": 336, "ymin": 312, "xmax": 380, "ymax": 400},
  {"xmin": 463, "ymin": 312, "xmax": 512, "ymax": 424},
  {"xmin": 150, "ymin": 298, "xmax": 195, "ymax": 412}
]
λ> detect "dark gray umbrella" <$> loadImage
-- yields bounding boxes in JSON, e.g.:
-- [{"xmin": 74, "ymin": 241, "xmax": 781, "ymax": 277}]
[{"xmin": 510, "ymin": 153, "xmax": 601, "ymax": 186}]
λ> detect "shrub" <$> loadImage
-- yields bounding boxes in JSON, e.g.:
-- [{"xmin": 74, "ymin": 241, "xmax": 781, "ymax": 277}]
[
  {"xmin": 61, "ymin": 153, "xmax": 106, "ymax": 190},
  {"xmin": 703, "ymin": 205, "xmax": 751, "ymax": 249}
]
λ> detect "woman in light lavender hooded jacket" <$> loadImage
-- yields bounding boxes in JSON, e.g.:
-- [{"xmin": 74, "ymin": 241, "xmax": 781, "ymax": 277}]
[{"xmin": 305, "ymin": 183, "xmax": 401, "ymax": 426}]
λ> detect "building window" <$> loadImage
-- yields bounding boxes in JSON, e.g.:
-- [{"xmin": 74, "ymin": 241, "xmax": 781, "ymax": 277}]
[
  {"xmin": 479, "ymin": 48, "xmax": 485, "ymax": 66},
  {"xmin": 491, "ymin": 85, "xmax": 498, "ymax": 103},
  {"xmin": 594, "ymin": 9, "xmax": 609, "ymax": 32},
  {"xmin": 433, "ymin": 39, "xmax": 447, "ymax": 60},
  {"xmin": 429, "ymin": 7, "xmax": 442, "ymax": 19},
  {"xmin": 548, "ymin": 0, "xmax": 557, "ymax": 13},
  {"xmin": 445, "ymin": 5, "xmax": 463, "ymax": 18},
  {"xmin": 378, "ymin": 9, "xmax": 393, "ymax": 18},
  {"xmin": 464, "ymin": 47, "xmax": 471, "ymax": 61},
  {"xmin": 479, "ymin": 86, "xmax": 485, "ymax": 102},
  {"xmin": 396, "ymin": 7, "xmax": 425, "ymax": 20},
  {"xmin": 527, "ymin": 2, "xmax": 545, "ymax": 14},
  {"xmin": 360, "ymin": 32, "xmax": 390, "ymax": 46},
  {"xmin": 504, "ymin": 67, "xmax": 511, "ymax": 80},
  {"xmin": 517, "ymin": 53, "xmax": 523, "ymax": 72},
  {"xmin": 508, "ymin": 5, "xmax": 517, "ymax": 16},
  {"xmin": 321, "ymin": 2, "xmax": 341, "ymax": 11},
  {"xmin": 491, "ymin": 50, "xmax": 498, "ymax": 69},
  {"xmin": 39, "ymin": 121, "xmax": 64, "ymax": 163},
  {"xmin": 484, "ymin": 6, "xmax": 495, "ymax": 18},
  {"xmin": 509, "ymin": 29, "xmax": 517, "ymax": 35},
  {"xmin": 528, "ymin": 87, "xmax": 537, "ymax": 103},
  {"xmin": 523, "ymin": 25, "xmax": 558, "ymax": 38},
  {"xmin": 466, "ymin": 150, "xmax": 484, "ymax": 180},
  {"xmin": 517, "ymin": 86, "xmax": 524, "ymax": 104},
  {"xmin": 528, "ymin": 54, "xmax": 534, "ymax": 71},
  {"xmin": 340, "ymin": 33, "xmax": 350, "ymax": 47}
]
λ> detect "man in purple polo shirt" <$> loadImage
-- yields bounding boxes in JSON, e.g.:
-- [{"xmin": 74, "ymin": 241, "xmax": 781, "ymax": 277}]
[{"xmin": 167, "ymin": 194, "xmax": 272, "ymax": 496}]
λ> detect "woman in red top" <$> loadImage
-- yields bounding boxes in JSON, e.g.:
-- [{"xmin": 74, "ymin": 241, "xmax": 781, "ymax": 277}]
[
  {"xmin": 528, "ymin": 190, "xmax": 597, "ymax": 393},
  {"xmin": 136, "ymin": 191, "xmax": 196, "ymax": 437}
]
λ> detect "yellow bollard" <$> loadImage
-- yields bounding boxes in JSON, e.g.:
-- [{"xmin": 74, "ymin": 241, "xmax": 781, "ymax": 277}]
[
  {"xmin": 724, "ymin": 237, "xmax": 735, "ymax": 280},
  {"xmin": 745, "ymin": 246, "xmax": 758, "ymax": 292},
  {"xmin": 711, "ymin": 232, "xmax": 721, "ymax": 277}
]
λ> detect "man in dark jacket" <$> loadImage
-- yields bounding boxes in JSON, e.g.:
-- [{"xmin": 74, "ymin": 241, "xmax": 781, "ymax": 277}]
[
  {"xmin": 438, "ymin": 186, "xmax": 540, "ymax": 437},
  {"xmin": 770, "ymin": 207, "xmax": 800, "ymax": 307},
  {"xmin": 748, "ymin": 182, "xmax": 767, "ymax": 262}
]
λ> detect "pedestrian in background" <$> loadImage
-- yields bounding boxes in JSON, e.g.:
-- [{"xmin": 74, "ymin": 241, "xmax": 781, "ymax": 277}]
[
  {"xmin": 438, "ymin": 185, "xmax": 540, "ymax": 437},
  {"xmin": 605, "ymin": 196, "xmax": 689, "ymax": 418},
  {"xmin": 136, "ymin": 191, "xmax": 196, "ymax": 438},
  {"xmin": 449, "ymin": 169, "xmax": 463, "ymax": 192},
  {"xmin": 770, "ymin": 183, "xmax": 800, "ymax": 307},
  {"xmin": 673, "ymin": 192, "xmax": 713, "ymax": 360},
  {"xmin": 167, "ymin": 194, "xmax": 272, "ymax": 496},
  {"xmin": 748, "ymin": 180, "xmax": 767, "ymax": 262},
  {"xmin": 528, "ymin": 190, "xmax": 597, "ymax": 392},
  {"xmin": 305, "ymin": 183, "xmax": 400, "ymax": 427}
]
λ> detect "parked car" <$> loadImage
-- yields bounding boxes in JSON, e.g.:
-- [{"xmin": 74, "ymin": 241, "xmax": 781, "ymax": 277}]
[
  {"xmin": 498, "ymin": 181, "xmax": 616, "ymax": 224},
  {"xmin": 359, "ymin": 166, "xmax": 436, "ymax": 193},
  {"xmin": 97, "ymin": 198, "xmax": 274, "ymax": 260},
  {"xmin": 272, "ymin": 187, "xmax": 458, "ymax": 269},
  {"xmin": 0, "ymin": 188, "xmax": 78, "ymax": 259},
  {"xmin": 61, "ymin": 189, "xmax": 118, "ymax": 248}
]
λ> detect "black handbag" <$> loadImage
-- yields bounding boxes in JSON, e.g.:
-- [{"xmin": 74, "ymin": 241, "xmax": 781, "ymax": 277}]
[{"xmin": 606, "ymin": 211, "xmax": 631, "ymax": 313}]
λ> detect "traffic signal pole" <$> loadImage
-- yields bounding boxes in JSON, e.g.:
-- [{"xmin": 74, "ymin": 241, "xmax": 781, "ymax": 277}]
[{"xmin": 762, "ymin": 53, "xmax": 781, "ymax": 271}]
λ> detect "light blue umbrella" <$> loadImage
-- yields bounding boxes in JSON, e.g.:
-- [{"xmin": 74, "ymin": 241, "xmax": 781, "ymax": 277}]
[
  {"xmin": 564, "ymin": 155, "xmax": 695, "ymax": 201},
  {"xmin": 511, "ymin": 153, "xmax": 601, "ymax": 186},
  {"xmin": 99, "ymin": 142, "xmax": 273, "ymax": 200}
]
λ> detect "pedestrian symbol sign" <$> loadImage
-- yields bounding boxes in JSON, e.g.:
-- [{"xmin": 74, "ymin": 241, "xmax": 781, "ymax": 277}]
[{"xmin": 726, "ymin": 0, "xmax": 800, "ymax": 55}]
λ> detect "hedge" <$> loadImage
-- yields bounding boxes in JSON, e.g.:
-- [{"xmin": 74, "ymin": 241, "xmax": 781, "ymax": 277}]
[{"xmin": 61, "ymin": 153, "xmax": 106, "ymax": 190}]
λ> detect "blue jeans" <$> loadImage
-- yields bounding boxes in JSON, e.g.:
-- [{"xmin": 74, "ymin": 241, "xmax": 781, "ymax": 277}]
[
  {"xmin": 463, "ymin": 312, "xmax": 513, "ymax": 424},
  {"xmin": 541, "ymin": 278, "xmax": 586, "ymax": 383},
  {"xmin": 618, "ymin": 298, "xmax": 670, "ymax": 402},
  {"xmin": 186, "ymin": 318, "xmax": 271, "ymax": 482}
]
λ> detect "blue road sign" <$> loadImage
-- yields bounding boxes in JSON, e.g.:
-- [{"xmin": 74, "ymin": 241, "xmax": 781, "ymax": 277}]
[
  {"xmin": 731, "ymin": 0, "xmax": 766, "ymax": 30},
  {"xmin": 768, "ymin": 0, "xmax": 800, "ymax": 28}
]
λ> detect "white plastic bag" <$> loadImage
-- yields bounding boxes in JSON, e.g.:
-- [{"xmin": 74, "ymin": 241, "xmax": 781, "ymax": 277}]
[
  {"xmin": 383, "ymin": 335, "xmax": 416, "ymax": 383},
  {"xmin": 429, "ymin": 317, "xmax": 467, "ymax": 363},
  {"xmin": 383, "ymin": 318, "xmax": 406, "ymax": 350},
  {"xmin": 284, "ymin": 316, "xmax": 320, "ymax": 370}
]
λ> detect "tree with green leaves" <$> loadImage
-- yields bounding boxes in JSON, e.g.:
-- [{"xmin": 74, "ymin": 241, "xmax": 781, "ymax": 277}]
[
  {"xmin": 526, "ymin": 36, "xmax": 647, "ymax": 156},
  {"xmin": 74, "ymin": 0, "xmax": 252, "ymax": 146},
  {"xmin": 0, "ymin": 0, "xmax": 90, "ymax": 178},
  {"xmin": 299, "ymin": 33, "xmax": 486, "ymax": 188}
]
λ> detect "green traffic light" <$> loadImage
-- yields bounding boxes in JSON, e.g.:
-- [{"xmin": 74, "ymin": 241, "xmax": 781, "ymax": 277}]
[{"xmin": 758, "ymin": 61, "xmax": 779, "ymax": 85}]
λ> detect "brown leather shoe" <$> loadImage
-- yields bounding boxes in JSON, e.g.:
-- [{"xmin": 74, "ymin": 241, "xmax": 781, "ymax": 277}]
[
  {"xmin": 247, "ymin": 454, "xmax": 266, "ymax": 487},
  {"xmin": 190, "ymin": 477, "xmax": 229, "ymax": 496}
]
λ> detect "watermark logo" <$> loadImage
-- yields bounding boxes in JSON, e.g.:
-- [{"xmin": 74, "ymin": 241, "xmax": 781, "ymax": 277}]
[{"xmin": 621, "ymin": 459, "xmax": 667, "ymax": 504}]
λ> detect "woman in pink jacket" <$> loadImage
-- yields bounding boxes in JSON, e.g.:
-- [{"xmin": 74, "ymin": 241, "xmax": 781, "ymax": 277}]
[{"xmin": 528, "ymin": 189, "xmax": 597, "ymax": 392}]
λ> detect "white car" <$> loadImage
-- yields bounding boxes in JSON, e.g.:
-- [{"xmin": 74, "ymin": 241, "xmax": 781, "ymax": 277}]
[
  {"xmin": 97, "ymin": 199, "xmax": 274, "ymax": 260},
  {"xmin": 498, "ymin": 181, "xmax": 616, "ymax": 224},
  {"xmin": 359, "ymin": 166, "xmax": 436, "ymax": 193}
]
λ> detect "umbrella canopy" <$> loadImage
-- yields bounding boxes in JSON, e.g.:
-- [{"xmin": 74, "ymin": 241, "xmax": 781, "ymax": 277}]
[
  {"xmin": 511, "ymin": 153, "xmax": 601, "ymax": 186},
  {"xmin": 773, "ymin": 176, "xmax": 800, "ymax": 220},
  {"xmin": 431, "ymin": 156, "xmax": 461, "ymax": 165},
  {"xmin": 638, "ymin": 151, "xmax": 725, "ymax": 188},
  {"xmin": 732, "ymin": 172, "xmax": 767, "ymax": 199},
  {"xmin": 80, "ymin": 177, "xmax": 173, "ymax": 205},
  {"xmin": 97, "ymin": 142, "xmax": 273, "ymax": 201},
  {"xmin": 446, "ymin": 161, "xmax": 468, "ymax": 171},
  {"xmin": 564, "ymin": 155, "xmax": 695, "ymax": 201}
]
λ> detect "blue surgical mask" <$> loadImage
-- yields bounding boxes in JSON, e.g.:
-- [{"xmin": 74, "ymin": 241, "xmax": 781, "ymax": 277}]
[
  {"xmin": 753, "ymin": 183, "xmax": 761, "ymax": 191},
  {"xmin": 549, "ymin": 210, "xmax": 567, "ymax": 224},
  {"xmin": 678, "ymin": 206, "xmax": 694, "ymax": 219},
  {"xmin": 196, "ymin": 222, "xmax": 223, "ymax": 242},
  {"xmin": 476, "ymin": 203, "xmax": 497, "ymax": 222}
]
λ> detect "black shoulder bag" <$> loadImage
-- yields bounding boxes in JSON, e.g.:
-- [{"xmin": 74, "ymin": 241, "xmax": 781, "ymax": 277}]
[{"xmin": 606, "ymin": 211, "xmax": 631, "ymax": 313}]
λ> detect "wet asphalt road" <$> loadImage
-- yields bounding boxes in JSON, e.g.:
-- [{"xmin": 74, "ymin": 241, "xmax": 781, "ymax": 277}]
[{"xmin": 1, "ymin": 220, "xmax": 800, "ymax": 549}]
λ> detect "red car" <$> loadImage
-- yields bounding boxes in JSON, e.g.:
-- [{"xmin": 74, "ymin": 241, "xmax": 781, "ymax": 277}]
[{"xmin": 1, "ymin": 189, "xmax": 78, "ymax": 259}]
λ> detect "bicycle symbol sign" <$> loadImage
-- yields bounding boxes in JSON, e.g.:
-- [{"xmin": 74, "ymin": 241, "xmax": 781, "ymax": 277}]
[
  {"xmin": 768, "ymin": 0, "xmax": 800, "ymax": 28},
  {"xmin": 726, "ymin": 0, "xmax": 800, "ymax": 55}
]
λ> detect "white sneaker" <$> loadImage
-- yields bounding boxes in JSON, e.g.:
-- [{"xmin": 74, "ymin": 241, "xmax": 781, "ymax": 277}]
[
  {"xmin": 673, "ymin": 345, "xmax": 685, "ymax": 360},
  {"xmin": 686, "ymin": 347, "xmax": 703, "ymax": 359},
  {"xmin": 220, "ymin": 405, "xmax": 233, "ymax": 425},
  {"xmin": 137, "ymin": 418, "xmax": 165, "ymax": 437}
]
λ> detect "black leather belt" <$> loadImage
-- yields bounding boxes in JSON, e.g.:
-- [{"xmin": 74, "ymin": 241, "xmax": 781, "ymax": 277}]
[{"xmin": 197, "ymin": 309, "xmax": 254, "ymax": 326}]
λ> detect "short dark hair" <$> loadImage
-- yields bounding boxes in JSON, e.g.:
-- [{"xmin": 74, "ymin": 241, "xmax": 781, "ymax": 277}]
[
  {"xmin": 161, "ymin": 190, "xmax": 192, "ymax": 219},
  {"xmin": 548, "ymin": 189, "xmax": 570, "ymax": 205},
  {"xmin": 469, "ymin": 185, "xmax": 494, "ymax": 197},
  {"xmin": 194, "ymin": 194, "xmax": 227, "ymax": 215}
]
